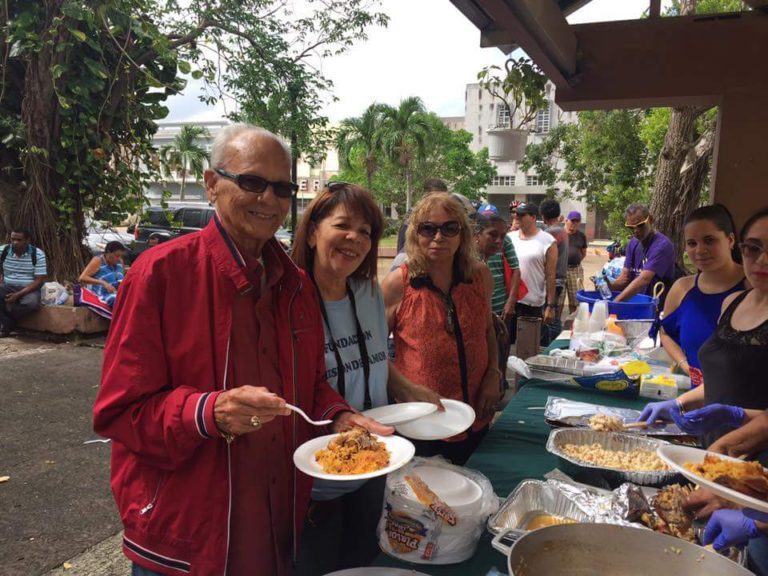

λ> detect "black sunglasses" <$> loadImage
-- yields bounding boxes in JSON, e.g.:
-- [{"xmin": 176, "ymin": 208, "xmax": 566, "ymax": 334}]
[
  {"xmin": 416, "ymin": 221, "xmax": 462, "ymax": 239},
  {"xmin": 326, "ymin": 181, "xmax": 350, "ymax": 192},
  {"xmin": 214, "ymin": 168, "xmax": 298, "ymax": 199}
]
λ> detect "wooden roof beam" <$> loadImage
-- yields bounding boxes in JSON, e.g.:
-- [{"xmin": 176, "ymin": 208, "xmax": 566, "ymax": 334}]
[{"xmin": 473, "ymin": 0, "xmax": 577, "ymax": 87}]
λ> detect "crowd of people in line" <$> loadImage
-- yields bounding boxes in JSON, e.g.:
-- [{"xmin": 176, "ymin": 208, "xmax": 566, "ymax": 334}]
[{"xmin": 2, "ymin": 123, "xmax": 768, "ymax": 575}]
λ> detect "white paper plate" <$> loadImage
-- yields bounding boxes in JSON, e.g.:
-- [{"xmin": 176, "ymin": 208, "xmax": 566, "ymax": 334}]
[
  {"xmin": 657, "ymin": 444, "xmax": 768, "ymax": 513},
  {"xmin": 293, "ymin": 433, "xmax": 415, "ymax": 481},
  {"xmin": 323, "ymin": 569, "xmax": 431, "ymax": 576},
  {"xmin": 362, "ymin": 402, "xmax": 438, "ymax": 426},
  {"xmin": 394, "ymin": 399, "xmax": 476, "ymax": 441},
  {"xmin": 407, "ymin": 464, "xmax": 483, "ymax": 515}
]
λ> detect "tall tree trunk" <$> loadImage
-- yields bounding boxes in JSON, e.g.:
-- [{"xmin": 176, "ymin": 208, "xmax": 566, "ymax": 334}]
[
  {"xmin": 649, "ymin": 106, "xmax": 710, "ymax": 262},
  {"xmin": 179, "ymin": 171, "xmax": 187, "ymax": 201},
  {"xmin": 19, "ymin": 2, "xmax": 88, "ymax": 281},
  {"xmin": 405, "ymin": 163, "xmax": 413, "ymax": 212}
]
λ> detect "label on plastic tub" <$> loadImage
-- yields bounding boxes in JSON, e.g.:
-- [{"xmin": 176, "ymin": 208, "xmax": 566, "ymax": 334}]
[{"xmin": 571, "ymin": 369, "xmax": 640, "ymax": 398}]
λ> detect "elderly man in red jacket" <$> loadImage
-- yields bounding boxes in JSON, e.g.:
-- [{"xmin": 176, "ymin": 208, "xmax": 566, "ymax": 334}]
[{"xmin": 94, "ymin": 125, "xmax": 390, "ymax": 576}]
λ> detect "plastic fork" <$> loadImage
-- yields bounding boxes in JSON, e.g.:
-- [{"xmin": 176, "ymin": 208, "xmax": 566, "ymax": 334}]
[{"xmin": 285, "ymin": 403, "xmax": 333, "ymax": 426}]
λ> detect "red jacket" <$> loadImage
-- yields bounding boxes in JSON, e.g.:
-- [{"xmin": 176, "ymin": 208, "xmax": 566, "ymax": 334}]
[{"xmin": 94, "ymin": 217, "xmax": 349, "ymax": 575}]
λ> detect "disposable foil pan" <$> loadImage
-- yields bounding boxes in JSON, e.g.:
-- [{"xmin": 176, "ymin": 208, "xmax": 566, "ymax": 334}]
[
  {"xmin": 487, "ymin": 480, "xmax": 591, "ymax": 538},
  {"xmin": 544, "ymin": 396, "xmax": 687, "ymax": 437},
  {"xmin": 546, "ymin": 428, "xmax": 680, "ymax": 486}
]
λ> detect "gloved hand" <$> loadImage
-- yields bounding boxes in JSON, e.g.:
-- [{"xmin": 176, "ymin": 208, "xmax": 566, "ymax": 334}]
[
  {"xmin": 670, "ymin": 403, "xmax": 745, "ymax": 435},
  {"xmin": 637, "ymin": 399, "xmax": 680, "ymax": 424},
  {"xmin": 703, "ymin": 509, "xmax": 761, "ymax": 551}
]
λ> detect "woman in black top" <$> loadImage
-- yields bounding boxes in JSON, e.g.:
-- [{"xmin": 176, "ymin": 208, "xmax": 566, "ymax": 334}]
[{"xmin": 668, "ymin": 208, "xmax": 768, "ymax": 445}]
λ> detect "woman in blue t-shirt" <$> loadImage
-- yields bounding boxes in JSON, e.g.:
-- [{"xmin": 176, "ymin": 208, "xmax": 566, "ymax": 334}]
[
  {"xmin": 291, "ymin": 182, "xmax": 438, "ymax": 576},
  {"xmin": 78, "ymin": 240, "xmax": 126, "ymax": 308}
]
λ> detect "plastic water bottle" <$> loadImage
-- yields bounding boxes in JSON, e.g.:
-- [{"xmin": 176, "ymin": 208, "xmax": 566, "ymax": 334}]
[{"xmin": 596, "ymin": 275, "xmax": 612, "ymax": 300}]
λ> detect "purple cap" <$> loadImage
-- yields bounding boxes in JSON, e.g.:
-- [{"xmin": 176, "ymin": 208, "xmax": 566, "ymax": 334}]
[{"xmin": 567, "ymin": 211, "xmax": 582, "ymax": 221}]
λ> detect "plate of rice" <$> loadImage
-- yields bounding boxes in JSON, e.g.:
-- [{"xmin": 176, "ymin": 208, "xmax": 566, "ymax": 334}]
[{"xmin": 293, "ymin": 427, "xmax": 416, "ymax": 481}]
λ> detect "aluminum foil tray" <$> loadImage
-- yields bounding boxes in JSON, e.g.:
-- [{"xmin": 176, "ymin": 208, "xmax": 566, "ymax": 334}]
[
  {"xmin": 487, "ymin": 480, "xmax": 590, "ymax": 538},
  {"xmin": 544, "ymin": 396, "xmax": 687, "ymax": 437},
  {"xmin": 546, "ymin": 428, "xmax": 680, "ymax": 486}
]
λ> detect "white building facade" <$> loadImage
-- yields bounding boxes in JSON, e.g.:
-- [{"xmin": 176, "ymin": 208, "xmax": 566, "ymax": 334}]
[{"xmin": 460, "ymin": 82, "xmax": 596, "ymax": 237}]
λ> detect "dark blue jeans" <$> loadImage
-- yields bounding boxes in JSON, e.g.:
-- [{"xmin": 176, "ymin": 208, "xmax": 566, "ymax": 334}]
[{"xmin": 132, "ymin": 563, "xmax": 165, "ymax": 576}]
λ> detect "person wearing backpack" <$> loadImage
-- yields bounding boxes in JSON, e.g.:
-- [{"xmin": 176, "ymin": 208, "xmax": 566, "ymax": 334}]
[{"xmin": 0, "ymin": 228, "xmax": 47, "ymax": 337}]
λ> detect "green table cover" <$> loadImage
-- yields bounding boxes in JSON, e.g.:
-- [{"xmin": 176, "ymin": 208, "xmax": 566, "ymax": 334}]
[{"xmin": 373, "ymin": 380, "xmax": 649, "ymax": 575}]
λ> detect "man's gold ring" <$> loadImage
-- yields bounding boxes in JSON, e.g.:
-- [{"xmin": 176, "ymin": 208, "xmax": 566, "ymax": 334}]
[{"xmin": 250, "ymin": 415, "xmax": 262, "ymax": 429}]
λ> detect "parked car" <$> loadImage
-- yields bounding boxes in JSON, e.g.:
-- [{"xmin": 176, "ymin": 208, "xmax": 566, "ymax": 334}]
[
  {"xmin": 85, "ymin": 219, "xmax": 135, "ymax": 259},
  {"xmin": 132, "ymin": 205, "xmax": 292, "ymax": 259}
]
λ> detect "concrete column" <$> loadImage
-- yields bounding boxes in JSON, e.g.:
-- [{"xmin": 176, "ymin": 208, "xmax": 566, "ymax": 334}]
[{"xmin": 711, "ymin": 91, "xmax": 768, "ymax": 230}]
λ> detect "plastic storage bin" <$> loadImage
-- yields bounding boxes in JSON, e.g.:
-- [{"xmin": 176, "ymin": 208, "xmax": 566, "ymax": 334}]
[{"xmin": 575, "ymin": 290, "xmax": 657, "ymax": 320}]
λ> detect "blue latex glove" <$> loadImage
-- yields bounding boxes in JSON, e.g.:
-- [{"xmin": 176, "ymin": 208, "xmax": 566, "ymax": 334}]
[
  {"xmin": 703, "ymin": 509, "xmax": 761, "ymax": 551},
  {"xmin": 670, "ymin": 403, "xmax": 745, "ymax": 435},
  {"xmin": 744, "ymin": 509, "xmax": 768, "ymax": 524},
  {"xmin": 637, "ymin": 399, "xmax": 680, "ymax": 424}
]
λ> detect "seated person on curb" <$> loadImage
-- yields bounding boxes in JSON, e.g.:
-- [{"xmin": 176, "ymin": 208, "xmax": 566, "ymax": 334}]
[
  {"xmin": 605, "ymin": 203, "xmax": 676, "ymax": 304},
  {"xmin": 657, "ymin": 205, "xmax": 746, "ymax": 388},
  {"xmin": 78, "ymin": 241, "xmax": 127, "ymax": 310},
  {"xmin": 0, "ymin": 228, "xmax": 47, "ymax": 337},
  {"xmin": 93, "ymin": 125, "xmax": 388, "ymax": 576},
  {"xmin": 638, "ymin": 207, "xmax": 768, "ymax": 443}
]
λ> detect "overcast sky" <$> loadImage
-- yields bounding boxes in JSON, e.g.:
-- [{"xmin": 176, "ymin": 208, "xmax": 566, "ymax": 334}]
[{"xmin": 166, "ymin": 0, "xmax": 662, "ymax": 124}]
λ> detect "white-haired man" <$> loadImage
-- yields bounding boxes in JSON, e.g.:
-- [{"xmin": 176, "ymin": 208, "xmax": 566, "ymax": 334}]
[{"xmin": 94, "ymin": 125, "xmax": 389, "ymax": 576}]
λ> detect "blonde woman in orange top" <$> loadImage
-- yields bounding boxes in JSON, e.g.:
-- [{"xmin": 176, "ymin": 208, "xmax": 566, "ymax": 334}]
[{"xmin": 381, "ymin": 192, "xmax": 500, "ymax": 465}]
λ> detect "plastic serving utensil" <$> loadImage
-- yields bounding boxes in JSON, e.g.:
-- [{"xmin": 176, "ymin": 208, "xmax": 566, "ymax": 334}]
[{"xmin": 285, "ymin": 403, "xmax": 333, "ymax": 426}]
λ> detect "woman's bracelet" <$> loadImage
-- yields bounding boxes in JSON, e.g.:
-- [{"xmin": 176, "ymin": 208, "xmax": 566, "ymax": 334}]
[{"xmin": 676, "ymin": 398, "xmax": 686, "ymax": 416}]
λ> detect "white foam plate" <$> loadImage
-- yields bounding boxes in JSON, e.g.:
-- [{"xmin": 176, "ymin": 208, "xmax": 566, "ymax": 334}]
[
  {"xmin": 407, "ymin": 464, "xmax": 483, "ymax": 514},
  {"xmin": 323, "ymin": 569, "xmax": 431, "ymax": 576},
  {"xmin": 362, "ymin": 402, "xmax": 438, "ymax": 426},
  {"xmin": 293, "ymin": 433, "xmax": 415, "ymax": 481},
  {"xmin": 657, "ymin": 444, "xmax": 768, "ymax": 513},
  {"xmin": 394, "ymin": 399, "xmax": 476, "ymax": 441}
]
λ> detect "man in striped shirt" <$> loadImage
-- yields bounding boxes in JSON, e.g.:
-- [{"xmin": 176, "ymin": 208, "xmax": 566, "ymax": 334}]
[{"xmin": 0, "ymin": 228, "xmax": 47, "ymax": 337}]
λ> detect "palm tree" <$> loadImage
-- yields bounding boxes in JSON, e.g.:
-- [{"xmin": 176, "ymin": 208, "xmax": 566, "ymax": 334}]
[
  {"xmin": 336, "ymin": 103, "xmax": 385, "ymax": 191},
  {"xmin": 159, "ymin": 125, "xmax": 211, "ymax": 201},
  {"xmin": 375, "ymin": 97, "xmax": 430, "ymax": 211}
]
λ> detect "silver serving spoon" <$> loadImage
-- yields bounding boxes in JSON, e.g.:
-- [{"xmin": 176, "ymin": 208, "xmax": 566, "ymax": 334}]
[{"xmin": 285, "ymin": 403, "xmax": 333, "ymax": 426}]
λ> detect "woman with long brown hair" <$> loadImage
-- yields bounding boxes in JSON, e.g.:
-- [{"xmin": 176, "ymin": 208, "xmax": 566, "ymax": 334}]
[{"xmin": 381, "ymin": 192, "xmax": 500, "ymax": 465}]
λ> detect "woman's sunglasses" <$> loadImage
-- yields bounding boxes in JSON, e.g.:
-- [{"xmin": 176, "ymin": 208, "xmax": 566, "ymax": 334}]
[
  {"xmin": 416, "ymin": 221, "xmax": 462, "ymax": 239},
  {"xmin": 739, "ymin": 241, "xmax": 768, "ymax": 261},
  {"xmin": 214, "ymin": 168, "xmax": 298, "ymax": 199}
]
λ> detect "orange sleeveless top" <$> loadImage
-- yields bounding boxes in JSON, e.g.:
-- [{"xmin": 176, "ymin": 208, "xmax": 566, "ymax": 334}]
[{"xmin": 393, "ymin": 264, "xmax": 492, "ymax": 436}]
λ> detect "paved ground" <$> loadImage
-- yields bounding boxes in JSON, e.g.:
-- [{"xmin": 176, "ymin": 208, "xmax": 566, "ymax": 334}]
[
  {"xmin": 0, "ymin": 248, "xmax": 607, "ymax": 575},
  {"xmin": 0, "ymin": 337, "xmax": 127, "ymax": 576}
]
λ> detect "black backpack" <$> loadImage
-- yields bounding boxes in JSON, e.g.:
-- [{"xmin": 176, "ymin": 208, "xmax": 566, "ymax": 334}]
[{"xmin": 1, "ymin": 244, "xmax": 38, "ymax": 269}]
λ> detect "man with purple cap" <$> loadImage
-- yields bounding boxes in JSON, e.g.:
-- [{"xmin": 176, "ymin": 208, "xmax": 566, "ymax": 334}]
[{"xmin": 565, "ymin": 210, "xmax": 588, "ymax": 314}]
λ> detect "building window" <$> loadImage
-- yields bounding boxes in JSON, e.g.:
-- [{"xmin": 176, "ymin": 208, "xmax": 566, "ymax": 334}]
[
  {"xmin": 489, "ymin": 102, "xmax": 494, "ymax": 112},
  {"xmin": 477, "ymin": 126, "xmax": 482, "ymax": 135},
  {"xmin": 536, "ymin": 104, "xmax": 551, "ymax": 133},
  {"xmin": 478, "ymin": 89, "xmax": 482, "ymax": 101},
  {"xmin": 492, "ymin": 175, "xmax": 516, "ymax": 187},
  {"xmin": 526, "ymin": 175, "xmax": 540, "ymax": 186},
  {"xmin": 496, "ymin": 104, "xmax": 510, "ymax": 128},
  {"xmin": 478, "ymin": 105, "xmax": 482, "ymax": 112}
]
